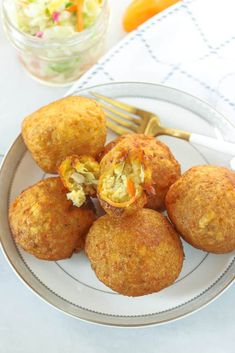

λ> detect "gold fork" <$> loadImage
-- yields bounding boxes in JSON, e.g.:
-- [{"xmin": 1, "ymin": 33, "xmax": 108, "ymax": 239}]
[
  {"xmin": 92, "ymin": 92, "xmax": 189, "ymax": 139},
  {"xmin": 91, "ymin": 92, "xmax": 235, "ymax": 155}
]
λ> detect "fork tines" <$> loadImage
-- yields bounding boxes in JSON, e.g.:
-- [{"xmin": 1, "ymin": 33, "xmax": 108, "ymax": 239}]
[{"xmin": 91, "ymin": 92, "xmax": 142, "ymax": 135}]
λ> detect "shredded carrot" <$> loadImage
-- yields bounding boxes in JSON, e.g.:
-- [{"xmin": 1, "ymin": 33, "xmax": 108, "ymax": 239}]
[
  {"xmin": 67, "ymin": 5, "xmax": 77, "ymax": 12},
  {"xmin": 127, "ymin": 178, "xmax": 135, "ymax": 197},
  {"xmin": 76, "ymin": 0, "xmax": 84, "ymax": 32}
]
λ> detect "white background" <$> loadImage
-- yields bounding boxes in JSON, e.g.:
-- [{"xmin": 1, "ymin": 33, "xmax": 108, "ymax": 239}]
[{"xmin": 0, "ymin": 1, "xmax": 234, "ymax": 352}]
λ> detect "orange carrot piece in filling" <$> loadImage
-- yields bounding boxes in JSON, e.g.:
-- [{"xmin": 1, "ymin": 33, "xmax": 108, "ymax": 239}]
[{"xmin": 127, "ymin": 178, "xmax": 136, "ymax": 198}]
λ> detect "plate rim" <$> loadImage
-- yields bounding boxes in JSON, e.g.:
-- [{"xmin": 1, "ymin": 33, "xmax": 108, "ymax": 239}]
[{"xmin": 1, "ymin": 81, "xmax": 235, "ymax": 327}]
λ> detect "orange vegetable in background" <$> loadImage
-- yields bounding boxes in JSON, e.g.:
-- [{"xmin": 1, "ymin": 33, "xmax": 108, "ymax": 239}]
[{"xmin": 123, "ymin": 0, "xmax": 180, "ymax": 32}]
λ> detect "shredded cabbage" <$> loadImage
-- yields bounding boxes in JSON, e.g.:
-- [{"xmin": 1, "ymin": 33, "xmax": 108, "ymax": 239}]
[{"xmin": 15, "ymin": 0, "xmax": 103, "ymax": 38}]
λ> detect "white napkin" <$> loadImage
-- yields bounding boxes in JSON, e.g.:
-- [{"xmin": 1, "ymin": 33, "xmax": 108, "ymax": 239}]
[{"xmin": 67, "ymin": 0, "xmax": 235, "ymax": 135}]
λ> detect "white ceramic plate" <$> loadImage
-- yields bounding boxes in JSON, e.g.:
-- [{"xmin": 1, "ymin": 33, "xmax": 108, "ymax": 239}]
[{"xmin": 0, "ymin": 82, "xmax": 235, "ymax": 327}]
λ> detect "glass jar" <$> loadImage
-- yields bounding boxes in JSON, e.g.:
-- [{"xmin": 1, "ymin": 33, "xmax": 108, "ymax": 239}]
[{"xmin": 1, "ymin": 0, "xmax": 109, "ymax": 86}]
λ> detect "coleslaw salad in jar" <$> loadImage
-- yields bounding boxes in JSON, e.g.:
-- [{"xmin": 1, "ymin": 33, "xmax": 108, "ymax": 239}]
[{"xmin": 1, "ymin": 0, "xmax": 109, "ymax": 86}]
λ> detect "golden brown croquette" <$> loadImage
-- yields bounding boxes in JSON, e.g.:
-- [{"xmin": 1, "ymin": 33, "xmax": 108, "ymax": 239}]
[
  {"xmin": 9, "ymin": 177, "xmax": 96, "ymax": 260},
  {"xmin": 22, "ymin": 96, "xmax": 106, "ymax": 173},
  {"xmin": 85, "ymin": 209, "xmax": 184, "ymax": 296},
  {"xmin": 98, "ymin": 134, "xmax": 181, "ymax": 215},
  {"xmin": 166, "ymin": 165, "xmax": 235, "ymax": 253}
]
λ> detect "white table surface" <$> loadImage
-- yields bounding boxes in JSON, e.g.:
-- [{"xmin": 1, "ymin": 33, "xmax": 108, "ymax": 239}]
[{"xmin": 0, "ymin": 1, "xmax": 234, "ymax": 352}]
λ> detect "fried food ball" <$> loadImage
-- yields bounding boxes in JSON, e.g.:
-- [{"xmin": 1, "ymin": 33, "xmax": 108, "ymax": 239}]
[
  {"xmin": 166, "ymin": 165, "xmax": 235, "ymax": 254},
  {"xmin": 98, "ymin": 134, "xmax": 180, "ymax": 216},
  {"xmin": 85, "ymin": 209, "xmax": 184, "ymax": 296},
  {"xmin": 59, "ymin": 155, "xmax": 100, "ymax": 208},
  {"xmin": 9, "ymin": 177, "xmax": 96, "ymax": 260},
  {"xmin": 22, "ymin": 96, "xmax": 106, "ymax": 173}
]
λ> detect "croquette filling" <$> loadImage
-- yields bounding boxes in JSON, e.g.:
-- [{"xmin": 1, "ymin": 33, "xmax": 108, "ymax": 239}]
[
  {"xmin": 71, "ymin": 168, "xmax": 98, "ymax": 186},
  {"xmin": 66, "ymin": 161, "xmax": 99, "ymax": 207},
  {"xmin": 67, "ymin": 187, "xmax": 86, "ymax": 208},
  {"xmin": 100, "ymin": 160, "xmax": 145, "ymax": 205}
]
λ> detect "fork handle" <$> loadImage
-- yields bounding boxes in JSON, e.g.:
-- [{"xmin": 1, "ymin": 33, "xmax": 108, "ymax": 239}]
[{"xmin": 190, "ymin": 133, "xmax": 235, "ymax": 155}]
